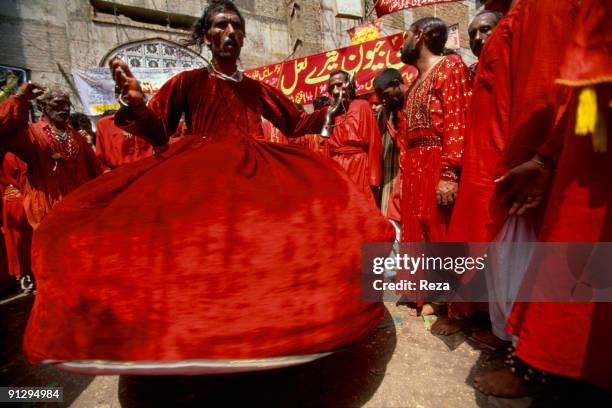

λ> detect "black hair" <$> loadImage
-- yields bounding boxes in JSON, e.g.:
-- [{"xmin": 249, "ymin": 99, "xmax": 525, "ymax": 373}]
[
  {"xmin": 474, "ymin": 9, "xmax": 503, "ymax": 24},
  {"xmin": 294, "ymin": 103, "xmax": 304, "ymax": 111},
  {"xmin": 70, "ymin": 112, "xmax": 91, "ymax": 130},
  {"xmin": 410, "ymin": 17, "xmax": 448, "ymax": 56},
  {"xmin": 185, "ymin": 0, "xmax": 245, "ymax": 50},
  {"xmin": 313, "ymin": 96, "xmax": 332, "ymax": 110},
  {"xmin": 102, "ymin": 109, "xmax": 118, "ymax": 117},
  {"xmin": 328, "ymin": 70, "xmax": 356, "ymax": 99},
  {"xmin": 373, "ymin": 68, "xmax": 404, "ymax": 93}
]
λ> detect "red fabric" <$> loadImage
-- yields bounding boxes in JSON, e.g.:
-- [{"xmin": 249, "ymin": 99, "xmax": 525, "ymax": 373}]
[
  {"xmin": 288, "ymin": 134, "xmax": 328, "ymax": 157},
  {"xmin": 508, "ymin": 2, "xmax": 612, "ymax": 391},
  {"xmin": 0, "ymin": 96, "xmax": 103, "ymax": 229},
  {"xmin": 328, "ymin": 99, "xmax": 382, "ymax": 201},
  {"xmin": 95, "ymin": 114, "xmax": 154, "ymax": 169},
  {"xmin": 448, "ymin": 0, "xmax": 579, "ymax": 242},
  {"xmin": 400, "ymin": 55, "xmax": 471, "ymax": 242},
  {"xmin": 0, "ymin": 153, "xmax": 31, "ymax": 279},
  {"xmin": 557, "ymin": 0, "xmax": 612, "ymax": 86},
  {"xmin": 508, "ymin": 93, "xmax": 612, "ymax": 392},
  {"xmin": 24, "ymin": 68, "xmax": 394, "ymax": 365},
  {"xmin": 260, "ymin": 119, "xmax": 289, "ymax": 144}
]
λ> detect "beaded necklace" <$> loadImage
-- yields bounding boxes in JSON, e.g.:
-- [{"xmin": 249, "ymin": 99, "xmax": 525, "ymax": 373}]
[{"xmin": 43, "ymin": 123, "xmax": 80, "ymax": 171}]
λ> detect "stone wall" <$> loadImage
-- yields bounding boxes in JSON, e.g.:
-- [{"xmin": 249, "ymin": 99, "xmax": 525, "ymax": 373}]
[{"xmin": 0, "ymin": 0, "xmax": 480, "ymax": 111}]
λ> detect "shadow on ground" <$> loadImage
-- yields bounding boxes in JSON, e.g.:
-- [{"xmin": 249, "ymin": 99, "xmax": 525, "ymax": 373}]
[
  {"xmin": 118, "ymin": 309, "xmax": 397, "ymax": 407},
  {"xmin": 0, "ymin": 294, "xmax": 95, "ymax": 407}
]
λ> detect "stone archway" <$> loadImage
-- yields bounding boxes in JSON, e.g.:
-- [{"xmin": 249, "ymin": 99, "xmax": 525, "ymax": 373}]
[{"xmin": 100, "ymin": 38, "xmax": 207, "ymax": 69}]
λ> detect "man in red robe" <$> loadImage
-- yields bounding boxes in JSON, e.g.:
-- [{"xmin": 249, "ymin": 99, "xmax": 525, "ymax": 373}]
[
  {"xmin": 22, "ymin": 0, "xmax": 393, "ymax": 373},
  {"xmin": 373, "ymin": 68, "xmax": 405, "ymax": 226},
  {"xmin": 95, "ymin": 110, "xmax": 155, "ymax": 169},
  {"xmin": 324, "ymin": 70, "xmax": 382, "ymax": 201},
  {"xmin": 398, "ymin": 17, "xmax": 472, "ymax": 329},
  {"xmin": 0, "ymin": 85, "xmax": 103, "ymax": 229},
  {"xmin": 0, "ymin": 152, "xmax": 32, "ymax": 291},
  {"xmin": 448, "ymin": 0, "xmax": 580, "ymax": 343},
  {"xmin": 475, "ymin": 0, "xmax": 612, "ymax": 397}
]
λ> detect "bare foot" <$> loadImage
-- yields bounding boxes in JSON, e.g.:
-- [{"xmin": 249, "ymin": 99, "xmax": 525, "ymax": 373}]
[
  {"xmin": 420, "ymin": 303, "xmax": 446, "ymax": 316},
  {"xmin": 470, "ymin": 329, "xmax": 511, "ymax": 350},
  {"xmin": 474, "ymin": 367, "xmax": 538, "ymax": 398},
  {"xmin": 430, "ymin": 316, "xmax": 464, "ymax": 335}
]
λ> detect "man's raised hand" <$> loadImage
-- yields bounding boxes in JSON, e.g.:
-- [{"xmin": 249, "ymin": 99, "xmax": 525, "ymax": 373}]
[
  {"xmin": 16, "ymin": 82, "xmax": 46, "ymax": 100},
  {"xmin": 109, "ymin": 59, "xmax": 145, "ymax": 107}
]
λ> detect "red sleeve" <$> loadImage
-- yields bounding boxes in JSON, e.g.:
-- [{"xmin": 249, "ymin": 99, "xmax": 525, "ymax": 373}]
[
  {"xmin": 438, "ymin": 57, "xmax": 472, "ymax": 181},
  {"xmin": 114, "ymin": 71, "xmax": 189, "ymax": 146},
  {"xmin": 363, "ymin": 105, "xmax": 382, "ymax": 187},
  {"xmin": 256, "ymin": 81, "xmax": 327, "ymax": 137},
  {"xmin": 0, "ymin": 96, "xmax": 34, "ymax": 161}
]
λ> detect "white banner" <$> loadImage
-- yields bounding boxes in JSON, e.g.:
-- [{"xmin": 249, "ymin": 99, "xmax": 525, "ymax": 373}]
[{"xmin": 72, "ymin": 68, "xmax": 185, "ymax": 115}]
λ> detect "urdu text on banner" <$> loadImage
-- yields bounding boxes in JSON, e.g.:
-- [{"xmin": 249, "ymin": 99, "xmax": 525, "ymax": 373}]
[{"xmin": 375, "ymin": 0, "xmax": 461, "ymax": 17}]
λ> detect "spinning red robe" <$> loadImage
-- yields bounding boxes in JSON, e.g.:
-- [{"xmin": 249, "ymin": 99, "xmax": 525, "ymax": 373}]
[
  {"xmin": 0, "ymin": 153, "xmax": 31, "ymax": 279},
  {"xmin": 400, "ymin": 54, "xmax": 471, "ymax": 242},
  {"xmin": 95, "ymin": 114, "xmax": 154, "ymax": 169},
  {"xmin": 508, "ymin": 0, "xmax": 612, "ymax": 392},
  {"xmin": 0, "ymin": 96, "xmax": 103, "ymax": 228},
  {"xmin": 23, "ymin": 68, "xmax": 394, "ymax": 369},
  {"xmin": 328, "ymin": 99, "xmax": 382, "ymax": 201}
]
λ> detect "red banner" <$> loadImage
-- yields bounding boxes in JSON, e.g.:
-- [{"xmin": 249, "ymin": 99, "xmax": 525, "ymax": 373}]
[
  {"xmin": 375, "ymin": 0, "xmax": 460, "ymax": 17},
  {"xmin": 244, "ymin": 33, "xmax": 417, "ymax": 105}
]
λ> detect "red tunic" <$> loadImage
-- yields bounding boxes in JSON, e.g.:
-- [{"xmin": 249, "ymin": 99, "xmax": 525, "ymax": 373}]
[
  {"xmin": 328, "ymin": 99, "xmax": 382, "ymax": 201},
  {"xmin": 288, "ymin": 134, "xmax": 328, "ymax": 157},
  {"xmin": 260, "ymin": 119, "xmax": 288, "ymax": 144},
  {"xmin": 508, "ymin": 0, "xmax": 612, "ymax": 392},
  {"xmin": 448, "ymin": 0, "xmax": 579, "ymax": 242},
  {"xmin": 0, "ymin": 153, "xmax": 31, "ymax": 279},
  {"xmin": 400, "ymin": 55, "xmax": 471, "ymax": 242},
  {"xmin": 95, "ymin": 114, "xmax": 154, "ymax": 169},
  {"xmin": 23, "ymin": 68, "xmax": 394, "ymax": 368},
  {"xmin": 0, "ymin": 96, "xmax": 103, "ymax": 228}
]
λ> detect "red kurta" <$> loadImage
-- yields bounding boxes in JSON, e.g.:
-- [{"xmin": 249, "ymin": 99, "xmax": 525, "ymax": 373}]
[
  {"xmin": 95, "ymin": 114, "xmax": 154, "ymax": 169},
  {"xmin": 508, "ymin": 0, "xmax": 612, "ymax": 392},
  {"xmin": 400, "ymin": 54, "xmax": 471, "ymax": 242},
  {"xmin": 288, "ymin": 133, "xmax": 328, "ymax": 157},
  {"xmin": 0, "ymin": 153, "xmax": 31, "ymax": 279},
  {"xmin": 448, "ymin": 0, "xmax": 579, "ymax": 242},
  {"xmin": 0, "ymin": 96, "xmax": 103, "ymax": 228},
  {"xmin": 24, "ymin": 68, "xmax": 394, "ymax": 368},
  {"xmin": 328, "ymin": 99, "xmax": 382, "ymax": 201},
  {"xmin": 261, "ymin": 119, "xmax": 288, "ymax": 144}
]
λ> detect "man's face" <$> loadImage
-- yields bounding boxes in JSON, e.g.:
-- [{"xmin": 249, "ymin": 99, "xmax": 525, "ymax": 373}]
[
  {"xmin": 376, "ymin": 81, "xmax": 404, "ymax": 112},
  {"xmin": 43, "ymin": 95, "xmax": 71, "ymax": 126},
  {"xmin": 400, "ymin": 30, "xmax": 421, "ymax": 65},
  {"xmin": 205, "ymin": 11, "xmax": 244, "ymax": 61},
  {"xmin": 468, "ymin": 13, "xmax": 498, "ymax": 57},
  {"xmin": 328, "ymin": 73, "xmax": 350, "ymax": 103}
]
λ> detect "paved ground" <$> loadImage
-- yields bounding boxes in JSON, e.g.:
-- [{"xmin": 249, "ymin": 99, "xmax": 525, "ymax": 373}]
[{"xmin": 1, "ymin": 293, "xmax": 610, "ymax": 407}]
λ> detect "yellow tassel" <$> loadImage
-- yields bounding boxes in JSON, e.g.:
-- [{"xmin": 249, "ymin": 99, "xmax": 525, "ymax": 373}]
[{"xmin": 575, "ymin": 87, "xmax": 607, "ymax": 153}]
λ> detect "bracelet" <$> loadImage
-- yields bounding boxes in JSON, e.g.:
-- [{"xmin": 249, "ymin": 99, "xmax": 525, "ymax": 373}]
[{"xmin": 117, "ymin": 94, "xmax": 144, "ymax": 109}]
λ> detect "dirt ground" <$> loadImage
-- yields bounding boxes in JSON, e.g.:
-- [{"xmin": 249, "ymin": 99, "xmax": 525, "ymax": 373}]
[{"xmin": 1, "ymin": 293, "xmax": 610, "ymax": 407}]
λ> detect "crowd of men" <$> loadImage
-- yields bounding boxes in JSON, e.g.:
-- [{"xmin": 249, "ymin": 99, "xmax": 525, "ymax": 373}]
[{"xmin": 0, "ymin": 0, "xmax": 609, "ymax": 399}]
